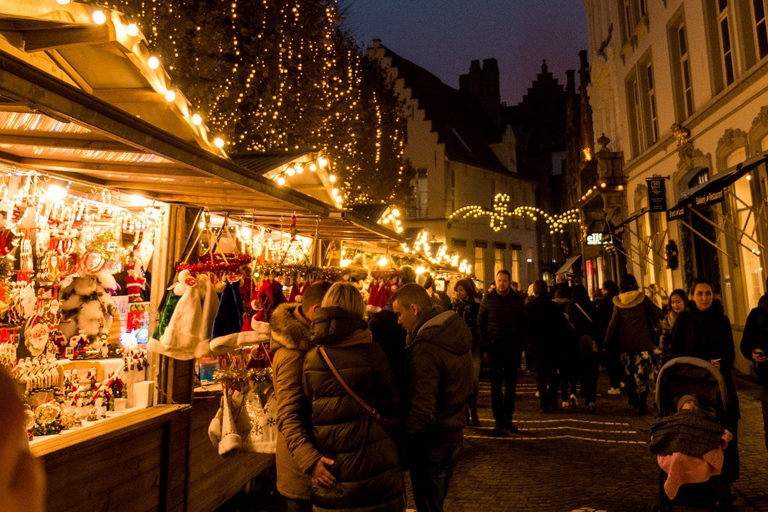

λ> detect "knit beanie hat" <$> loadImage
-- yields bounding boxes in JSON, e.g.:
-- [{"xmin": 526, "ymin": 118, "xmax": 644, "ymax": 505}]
[{"xmin": 677, "ymin": 394, "xmax": 699, "ymax": 411}]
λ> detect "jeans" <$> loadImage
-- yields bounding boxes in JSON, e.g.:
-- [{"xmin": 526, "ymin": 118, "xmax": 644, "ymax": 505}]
[
  {"xmin": 487, "ymin": 348, "xmax": 521, "ymax": 423},
  {"xmin": 409, "ymin": 439, "xmax": 463, "ymax": 512},
  {"xmin": 285, "ymin": 498, "xmax": 312, "ymax": 512}
]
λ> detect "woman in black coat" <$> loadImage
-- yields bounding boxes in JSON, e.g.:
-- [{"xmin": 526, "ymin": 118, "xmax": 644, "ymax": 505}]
[
  {"xmin": 452, "ymin": 278, "xmax": 481, "ymax": 425},
  {"xmin": 671, "ymin": 277, "xmax": 739, "ymax": 484},
  {"xmin": 303, "ymin": 283, "xmax": 404, "ymax": 512}
]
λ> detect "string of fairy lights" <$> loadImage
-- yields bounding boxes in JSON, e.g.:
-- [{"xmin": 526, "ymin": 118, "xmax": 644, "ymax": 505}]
[
  {"xmin": 87, "ymin": 0, "xmax": 411, "ymax": 207},
  {"xmin": 449, "ymin": 193, "xmax": 582, "ymax": 235}
]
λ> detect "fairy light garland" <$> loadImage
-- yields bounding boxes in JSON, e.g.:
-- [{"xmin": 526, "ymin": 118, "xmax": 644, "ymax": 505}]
[
  {"xmin": 450, "ymin": 193, "xmax": 582, "ymax": 234},
  {"xmin": 109, "ymin": 0, "xmax": 413, "ymax": 207}
]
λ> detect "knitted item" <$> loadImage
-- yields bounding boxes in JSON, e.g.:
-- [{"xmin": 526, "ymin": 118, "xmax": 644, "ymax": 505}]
[{"xmin": 151, "ymin": 292, "xmax": 182, "ymax": 341}]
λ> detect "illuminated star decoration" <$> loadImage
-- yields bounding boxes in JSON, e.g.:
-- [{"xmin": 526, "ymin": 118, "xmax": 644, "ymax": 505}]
[{"xmin": 449, "ymin": 193, "xmax": 581, "ymax": 234}]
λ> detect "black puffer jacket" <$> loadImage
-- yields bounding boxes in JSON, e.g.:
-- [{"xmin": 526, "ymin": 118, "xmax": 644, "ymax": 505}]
[
  {"xmin": 303, "ymin": 307, "xmax": 403, "ymax": 512},
  {"xmin": 477, "ymin": 289, "xmax": 526, "ymax": 353},
  {"xmin": 741, "ymin": 293, "xmax": 768, "ymax": 386},
  {"xmin": 405, "ymin": 307, "xmax": 473, "ymax": 445},
  {"xmin": 525, "ymin": 295, "xmax": 569, "ymax": 365}
]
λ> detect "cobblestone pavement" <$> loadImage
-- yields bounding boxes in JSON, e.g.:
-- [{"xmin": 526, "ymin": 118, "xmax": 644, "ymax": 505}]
[{"xmin": 220, "ymin": 369, "xmax": 768, "ymax": 512}]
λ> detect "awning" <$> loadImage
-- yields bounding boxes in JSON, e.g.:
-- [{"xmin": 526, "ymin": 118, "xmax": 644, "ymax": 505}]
[
  {"xmin": 555, "ymin": 254, "xmax": 581, "ymax": 275},
  {"xmin": 0, "ymin": 49, "xmax": 403, "ymax": 243},
  {"xmin": 667, "ymin": 153, "xmax": 768, "ymax": 219}
]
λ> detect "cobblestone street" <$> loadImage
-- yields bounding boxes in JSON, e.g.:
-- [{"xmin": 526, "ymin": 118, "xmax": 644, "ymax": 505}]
[{"xmin": 222, "ymin": 369, "xmax": 768, "ymax": 512}]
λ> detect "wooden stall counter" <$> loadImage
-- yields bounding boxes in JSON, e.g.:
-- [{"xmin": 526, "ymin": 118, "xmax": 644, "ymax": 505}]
[
  {"xmin": 188, "ymin": 385, "xmax": 275, "ymax": 512},
  {"xmin": 32, "ymin": 405, "xmax": 191, "ymax": 512}
]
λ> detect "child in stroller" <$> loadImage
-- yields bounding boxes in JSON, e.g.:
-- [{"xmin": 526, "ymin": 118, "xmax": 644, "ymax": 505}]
[{"xmin": 649, "ymin": 357, "xmax": 733, "ymax": 510}]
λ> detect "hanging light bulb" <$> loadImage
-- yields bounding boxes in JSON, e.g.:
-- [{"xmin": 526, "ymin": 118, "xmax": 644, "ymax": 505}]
[
  {"xmin": 147, "ymin": 56, "xmax": 160, "ymax": 69},
  {"xmin": 277, "ymin": 177, "xmax": 286, "ymax": 186},
  {"xmin": 164, "ymin": 89, "xmax": 176, "ymax": 102},
  {"xmin": 213, "ymin": 137, "xmax": 225, "ymax": 148},
  {"xmin": 329, "ymin": 175, "xmax": 337, "ymax": 183},
  {"xmin": 127, "ymin": 23, "xmax": 139, "ymax": 37},
  {"xmin": 286, "ymin": 167, "xmax": 295, "ymax": 176},
  {"xmin": 92, "ymin": 10, "xmax": 107, "ymax": 24},
  {"xmin": 378, "ymin": 256, "xmax": 388, "ymax": 267},
  {"xmin": 191, "ymin": 114, "xmax": 203, "ymax": 125},
  {"xmin": 57, "ymin": 0, "xmax": 70, "ymax": 4},
  {"xmin": 318, "ymin": 157, "xmax": 328, "ymax": 167}
]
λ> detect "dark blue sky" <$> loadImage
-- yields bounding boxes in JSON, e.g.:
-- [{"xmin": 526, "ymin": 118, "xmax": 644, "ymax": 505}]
[{"xmin": 341, "ymin": 0, "xmax": 589, "ymax": 105}]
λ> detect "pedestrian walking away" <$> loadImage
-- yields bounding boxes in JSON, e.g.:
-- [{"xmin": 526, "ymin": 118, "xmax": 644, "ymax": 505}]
[
  {"xmin": 524, "ymin": 279, "xmax": 568, "ymax": 414},
  {"xmin": 604, "ymin": 274, "xmax": 662, "ymax": 416},
  {"xmin": 391, "ymin": 283, "xmax": 473, "ymax": 512}
]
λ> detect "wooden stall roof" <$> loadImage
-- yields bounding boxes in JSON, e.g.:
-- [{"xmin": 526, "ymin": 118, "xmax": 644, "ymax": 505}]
[{"xmin": 0, "ymin": 6, "xmax": 403, "ymax": 242}]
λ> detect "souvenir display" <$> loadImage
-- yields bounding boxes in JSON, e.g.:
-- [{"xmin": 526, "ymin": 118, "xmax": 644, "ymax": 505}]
[{"xmin": 0, "ymin": 172, "xmax": 161, "ymax": 439}]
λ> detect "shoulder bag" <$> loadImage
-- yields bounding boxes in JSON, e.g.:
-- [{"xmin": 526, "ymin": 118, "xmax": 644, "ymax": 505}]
[{"xmin": 318, "ymin": 345, "xmax": 400, "ymax": 433}]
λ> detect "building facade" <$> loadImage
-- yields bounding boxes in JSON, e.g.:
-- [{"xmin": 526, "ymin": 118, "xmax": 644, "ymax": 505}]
[
  {"xmin": 583, "ymin": 0, "xmax": 768, "ymax": 371},
  {"xmin": 368, "ymin": 40, "xmax": 539, "ymax": 289}
]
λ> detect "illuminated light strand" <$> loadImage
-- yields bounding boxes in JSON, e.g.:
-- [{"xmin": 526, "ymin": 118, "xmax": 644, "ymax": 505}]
[{"xmin": 450, "ymin": 194, "xmax": 582, "ymax": 234}]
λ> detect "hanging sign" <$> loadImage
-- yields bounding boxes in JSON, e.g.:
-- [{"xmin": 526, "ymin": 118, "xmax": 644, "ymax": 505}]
[
  {"xmin": 647, "ymin": 178, "xmax": 667, "ymax": 212},
  {"xmin": 667, "ymin": 204, "xmax": 686, "ymax": 221}
]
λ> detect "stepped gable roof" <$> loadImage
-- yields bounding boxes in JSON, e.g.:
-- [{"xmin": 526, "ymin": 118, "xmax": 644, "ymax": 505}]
[{"xmin": 380, "ymin": 44, "xmax": 510, "ymax": 175}]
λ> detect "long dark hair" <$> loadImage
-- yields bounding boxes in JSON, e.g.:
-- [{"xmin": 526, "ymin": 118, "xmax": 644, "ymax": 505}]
[{"xmin": 454, "ymin": 278, "xmax": 477, "ymax": 303}]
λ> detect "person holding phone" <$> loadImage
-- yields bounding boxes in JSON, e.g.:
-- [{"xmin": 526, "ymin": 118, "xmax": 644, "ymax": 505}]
[
  {"xmin": 740, "ymin": 277, "xmax": 768, "ymax": 453},
  {"xmin": 671, "ymin": 277, "xmax": 739, "ymax": 487}
]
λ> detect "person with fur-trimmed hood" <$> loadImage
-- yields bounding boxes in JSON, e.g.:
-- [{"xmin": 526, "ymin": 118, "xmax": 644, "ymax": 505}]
[
  {"xmin": 604, "ymin": 274, "xmax": 662, "ymax": 415},
  {"xmin": 270, "ymin": 280, "xmax": 333, "ymax": 512},
  {"xmin": 391, "ymin": 283, "xmax": 473, "ymax": 512}
]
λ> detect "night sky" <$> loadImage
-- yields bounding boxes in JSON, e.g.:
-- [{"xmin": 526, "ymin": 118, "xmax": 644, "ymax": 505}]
[{"xmin": 341, "ymin": 0, "xmax": 589, "ymax": 106}]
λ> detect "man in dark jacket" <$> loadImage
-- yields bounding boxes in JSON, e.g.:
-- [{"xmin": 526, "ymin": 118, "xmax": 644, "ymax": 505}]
[
  {"xmin": 740, "ymin": 279, "xmax": 768, "ymax": 452},
  {"xmin": 392, "ymin": 283, "xmax": 473, "ymax": 512},
  {"xmin": 478, "ymin": 269, "xmax": 527, "ymax": 433}
]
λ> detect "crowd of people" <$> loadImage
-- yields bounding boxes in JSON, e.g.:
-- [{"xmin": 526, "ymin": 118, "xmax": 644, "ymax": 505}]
[
  {"xmin": 264, "ymin": 265, "xmax": 768, "ymax": 511},
  {"xmin": 6, "ymin": 265, "xmax": 768, "ymax": 512}
]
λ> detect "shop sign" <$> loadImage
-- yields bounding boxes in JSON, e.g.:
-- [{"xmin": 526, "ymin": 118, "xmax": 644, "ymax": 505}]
[
  {"xmin": 667, "ymin": 205, "xmax": 686, "ymax": 221},
  {"xmin": 693, "ymin": 189, "xmax": 724, "ymax": 207},
  {"xmin": 586, "ymin": 233, "xmax": 606, "ymax": 246},
  {"xmin": 646, "ymin": 178, "xmax": 667, "ymax": 212}
]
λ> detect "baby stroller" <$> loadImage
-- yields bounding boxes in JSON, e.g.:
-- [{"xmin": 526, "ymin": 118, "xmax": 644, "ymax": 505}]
[{"xmin": 651, "ymin": 356, "xmax": 730, "ymax": 511}]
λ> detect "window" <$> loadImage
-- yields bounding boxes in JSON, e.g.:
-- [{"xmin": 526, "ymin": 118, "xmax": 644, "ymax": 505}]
[
  {"xmin": 671, "ymin": 20, "xmax": 694, "ymax": 119},
  {"xmin": 753, "ymin": 0, "xmax": 768, "ymax": 58},
  {"xmin": 626, "ymin": 56, "xmax": 660, "ymax": 156},
  {"xmin": 510, "ymin": 248, "xmax": 521, "ymax": 284},
  {"xmin": 411, "ymin": 168, "xmax": 428, "ymax": 218},
  {"xmin": 627, "ymin": 76, "xmax": 643, "ymax": 156},
  {"xmin": 622, "ymin": 0, "xmax": 635, "ymax": 40},
  {"xmin": 718, "ymin": 0, "xmax": 736, "ymax": 85},
  {"xmin": 474, "ymin": 245, "xmax": 486, "ymax": 285},
  {"xmin": 494, "ymin": 248, "xmax": 504, "ymax": 276},
  {"xmin": 646, "ymin": 63, "xmax": 659, "ymax": 142}
]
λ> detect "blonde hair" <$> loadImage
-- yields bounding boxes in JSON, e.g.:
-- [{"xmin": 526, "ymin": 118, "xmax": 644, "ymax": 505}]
[{"xmin": 321, "ymin": 282, "xmax": 366, "ymax": 318}]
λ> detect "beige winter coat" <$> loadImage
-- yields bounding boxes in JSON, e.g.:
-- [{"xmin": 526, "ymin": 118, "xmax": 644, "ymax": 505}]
[{"xmin": 271, "ymin": 304, "xmax": 322, "ymax": 500}]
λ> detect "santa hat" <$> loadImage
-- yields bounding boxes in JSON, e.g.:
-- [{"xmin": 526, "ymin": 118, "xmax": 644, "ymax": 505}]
[
  {"xmin": 209, "ymin": 280, "xmax": 245, "ymax": 353},
  {"xmin": 218, "ymin": 391, "xmax": 242, "ymax": 456},
  {"xmin": 288, "ymin": 283, "xmax": 300, "ymax": 303}
]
